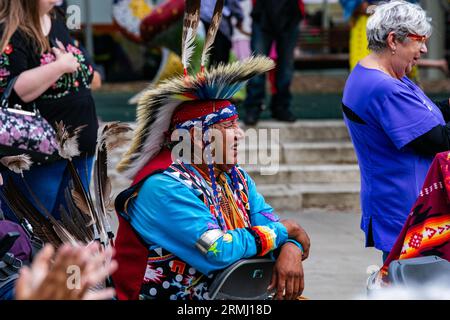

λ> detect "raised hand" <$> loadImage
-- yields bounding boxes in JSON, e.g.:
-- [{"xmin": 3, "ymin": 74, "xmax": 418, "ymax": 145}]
[{"xmin": 15, "ymin": 243, "xmax": 117, "ymax": 300}]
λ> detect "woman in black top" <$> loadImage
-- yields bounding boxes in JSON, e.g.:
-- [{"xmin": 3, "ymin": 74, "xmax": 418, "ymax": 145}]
[{"xmin": 0, "ymin": 0, "xmax": 98, "ymax": 218}]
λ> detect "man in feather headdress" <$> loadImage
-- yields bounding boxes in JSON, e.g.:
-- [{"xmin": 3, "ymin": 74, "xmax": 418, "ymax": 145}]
[{"xmin": 112, "ymin": 0, "xmax": 310, "ymax": 301}]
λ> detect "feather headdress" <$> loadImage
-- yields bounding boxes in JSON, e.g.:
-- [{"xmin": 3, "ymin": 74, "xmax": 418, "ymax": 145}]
[{"xmin": 116, "ymin": 56, "xmax": 275, "ymax": 179}]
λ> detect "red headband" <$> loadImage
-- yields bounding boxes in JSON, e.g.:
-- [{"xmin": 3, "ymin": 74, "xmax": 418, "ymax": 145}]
[{"xmin": 171, "ymin": 99, "xmax": 233, "ymax": 127}]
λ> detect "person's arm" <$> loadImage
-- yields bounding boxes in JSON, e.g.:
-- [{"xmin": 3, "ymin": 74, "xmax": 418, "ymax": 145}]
[
  {"xmin": 406, "ymin": 124, "xmax": 450, "ymax": 156},
  {"xmin": 434, "ymin": 99, "xmax": 450, "ymax": 122},
  {"xmin": 418, "ymin": 59, "xmax": 448, "ymax": 75},
  {"xmin": 125, "ymin": 174, "xmax": 288, "ymax": 275},
  {"xmin": 393, "ymin": 98, "xmax": 450, "ymax": 156}
]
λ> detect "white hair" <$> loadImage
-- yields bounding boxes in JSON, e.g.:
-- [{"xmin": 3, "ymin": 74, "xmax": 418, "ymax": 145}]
[{"xmin": 366, "ymin": 1, "xmax": 432, "ymax": 53}]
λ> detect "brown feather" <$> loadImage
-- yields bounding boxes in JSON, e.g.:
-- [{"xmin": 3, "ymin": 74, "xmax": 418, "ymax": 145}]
[
  {"xmin": 59, "ymin": 205, "xmax": 91, "ymax": 243},
  {"xmin": 55, "ymin": 121, "xmax": 87, "ymax": 160},
  {"xmin": 1, "ymin": 175, "xmax": 93, "ymax": 246},
  {"xmin": 102, "ymin": 122, "xmax": 133, "ymax": 151},
  {"xmin": 93, "ymin": 122, "xmax": 131, "ymax": 241},
  {"xmin": 47, "ymin": 213, "xmax": 78, "ymax": 245},
  {"xmin": 11, "ymin": 177, "xmax": 81, "ymax": 245},
  {"xmin": 63, "ymin": 189, "xmax": 94, "ymax": 240},
  {"xmin": 181, "ymin": 0, "xmax": 201, "ymax": 73},
  {"xmin": 1, "ymin": 178, "xmax": 62, "ymax": 247},
  {"xmin": 67, "ymin": 161, "xmax": 102, "ymax": 241},
  {"xmin": 201, "ymin": 0, "xmax": 224, "ymax": 69},
  {"xmin": 14, "ymin": 177, "xmax": 77, "ymax": 246},
  {"xmin": 71, "ymin": 190, "xmax": 94, "ymax": 226},
  {"xmin": 93, "ymin": 140, "xmax": 110, "ymax": 238},
  {"xmin": 0, "ymin": 154, "xmax": 32, "ymax": 175}
]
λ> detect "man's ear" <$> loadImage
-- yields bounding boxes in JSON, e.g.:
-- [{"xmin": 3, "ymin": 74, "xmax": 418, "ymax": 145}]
[{"xmin": 386, "ymin": 31, "xmax": 397, "ymax": 52}]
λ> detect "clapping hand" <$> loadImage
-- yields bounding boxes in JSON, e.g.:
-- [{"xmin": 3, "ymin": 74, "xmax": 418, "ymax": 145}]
[{"xmin": 15, "ymin": 242, "xmax": 118, "ymax": 300}]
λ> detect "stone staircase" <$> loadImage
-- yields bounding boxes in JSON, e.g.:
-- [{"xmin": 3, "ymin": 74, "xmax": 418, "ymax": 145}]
[
  {"xmin": 239, "ymin": 120, "xmax": 361, "ymax": 213},
  {"xmin": 107, "ymin": 120, "xmax": 361, "ymax": 213}
]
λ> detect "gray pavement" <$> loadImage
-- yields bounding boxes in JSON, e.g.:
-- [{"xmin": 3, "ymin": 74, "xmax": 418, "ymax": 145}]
[{"xmin": 278, "ymin": 210, "xmax": 381, "ymax": 300}]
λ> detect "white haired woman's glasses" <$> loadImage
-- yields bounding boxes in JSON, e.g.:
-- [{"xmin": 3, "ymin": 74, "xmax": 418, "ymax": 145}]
[{"xmin": 407, "ymin": 33, "xmax": 429, "ymax": 46}]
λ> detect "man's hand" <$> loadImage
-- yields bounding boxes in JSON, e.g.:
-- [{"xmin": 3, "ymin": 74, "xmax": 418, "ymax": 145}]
[
  {"xmin": 280, "ymin": 219, "xmax": 311, "ymax": 260},
  {"xmin": 268, "ymin": 242, "xmax": 304, "ymax": 300}
]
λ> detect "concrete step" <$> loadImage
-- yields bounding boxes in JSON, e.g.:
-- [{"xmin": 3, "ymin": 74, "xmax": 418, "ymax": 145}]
[
  {"xmin": 257, "ymin": 183, "xmax": 361, "ymax": 212},
  {"xmin": 282, "ymin": 141, "xmax": 356, "ymax": 164},
  {"xmin": 241, "ymin": 164, "xmax": 360, "ymax": 185},
  {"xmin": 239, "ymin": 141, "xmax": 357, "ymax": 165},
  {"xmin": 241, "ymin": 120, "xmax": 350, "ymax": 142}
]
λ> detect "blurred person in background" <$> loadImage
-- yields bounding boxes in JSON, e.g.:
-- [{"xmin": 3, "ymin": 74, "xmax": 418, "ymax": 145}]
[
  {"xmin": 0, "ymin": 0, "xmax": 99, "ymax": 219},
  {"xmin": 231, "ymin": 0, "xmax": 252, "ymax": 61},
  {"xmin": 342, "ymin": 1, "xmax": 450, "ymax": 262},
  {"xmin": 200, "ymin": 0, "xmax": 245, "ymax": 67},
  {"xmin": 243, "ymin": 0, "xmax": 305, "ymax": 125}
]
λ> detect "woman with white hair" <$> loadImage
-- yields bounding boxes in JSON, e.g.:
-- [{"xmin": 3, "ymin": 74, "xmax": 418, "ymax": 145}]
[{"xmin": 342, "ymin": 1, "xmax": 450, "ymax": 262}]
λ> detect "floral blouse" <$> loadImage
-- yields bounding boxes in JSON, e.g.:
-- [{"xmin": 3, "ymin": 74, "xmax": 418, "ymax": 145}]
[{"xmin": 39, "ymin": 43, "xmax": 94, "ymax": 100}]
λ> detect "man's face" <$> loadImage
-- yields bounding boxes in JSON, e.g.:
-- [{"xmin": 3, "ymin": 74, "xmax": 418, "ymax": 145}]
[{"xmin": 211, "ymin": 119, "xmax": 244, "ymax": 168}]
